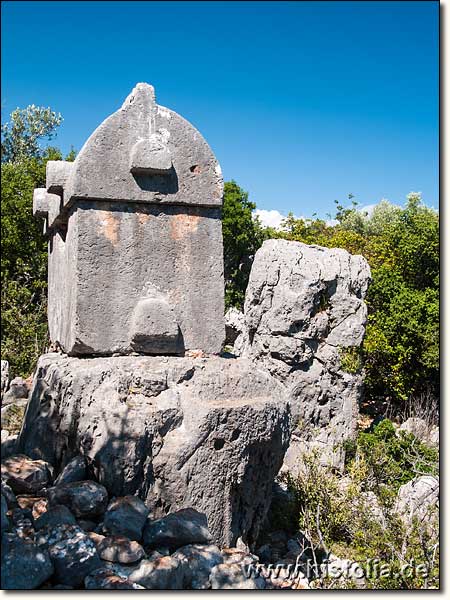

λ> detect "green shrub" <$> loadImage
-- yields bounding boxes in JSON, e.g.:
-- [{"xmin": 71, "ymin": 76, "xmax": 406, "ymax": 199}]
[
  {"xmin": 347, "ymin": 419, "xmax": 438, "ymax": 492},
  {"xmin": 339, "ymin": 347, "xmax": 363, "ymax": 374},
  {"xmin": 272, "ymin": 421, "xmax": 439, "ymax": 589}
]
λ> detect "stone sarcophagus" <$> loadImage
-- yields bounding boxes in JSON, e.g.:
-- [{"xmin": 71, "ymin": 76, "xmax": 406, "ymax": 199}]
[{"xmin": 33, "ymin": 83, "xmax": 225, "ymax": 356}]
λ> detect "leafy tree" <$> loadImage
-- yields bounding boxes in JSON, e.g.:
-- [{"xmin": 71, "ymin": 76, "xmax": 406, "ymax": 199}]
[
  {"xmin": 1, "ymin": 105, "xmax": 62, "ymax": 163},
  {"xmin": 1, "ymin": 106, "xmax": 71, "ymax": 377},
  {"xmin": 222, "ymin": 181, "xmax": 265, "ymax": 308}
]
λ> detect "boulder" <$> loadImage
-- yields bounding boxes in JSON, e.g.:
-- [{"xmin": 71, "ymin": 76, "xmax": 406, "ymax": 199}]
[
  {"xmin": 54, "ymin": 455, "xmax": 87, "ymax": 486},
  {"xmin": 47, "ymin": 480, "xmax": 108, "ymax": 518},
  {"xmin": 38, "ymin": 524, "xmax": 101, "ymax": 587},
  {"xmin": 1, "ymin": 480, "xmax": 17, "ymax": 508},
  {"xmin": 124, "ymin": 555, "xmax": 185, "ymax": 589},
  {"xmin": 77, "ymin": 518, "xmax": 97, "ymax": 532},
  {"xmin": 234, "ymin": 239, "xmax": 371, "ymax": 471},
  {"xmin": 34, "ymin": 504, "xmax": 77, "ymax": 530},
  {"xmin": 224, "ymin": 307, "xmax": 245, "ymax": 346},
  {"xmin": 2, "ymin": 376, "xmax": 29, "ymax": 405},
  {"xmin": 143, "ymin": 508, "xmax": 212, "ymax": 551},
  {"xmin": 1, "ymin": 454, "xmax": 52, "ymax": 494},
  {"xmin": 97, "ymin": 535, "xmax": 145, "ymax": 563},
  {"xmin": 1, "ymin": 360, "xmax": 9, "ymax": 397},
  {"xmin": 102, "ymin": 495, "xmax": 149, "ymax": 541},
  {"xmin": 1, "ymin": 493, "xmax": 10, "ymax": 532},
  {"xmin": 395, "ymin": 475, "xmax": 439, "ymax": 524},
  {"xmin": 19, "ymin": 354, "xmax": 291, "ymax": 546},
  {"xmin": 11, "ymin": 512, "xmax": 34, "ymax": 540},
  {"xmin": 1, "ymin": 432, "xmax": 18, "ymax": 458},
  {"xmin": 1, "ymin": 533, "xmax": 54, "ymax": 589},
  {"xmin": 209, "ymin": 562, "xmax": 266, "ymax": 589},
  {"xmin": 173, "ymin": 543, "xmax": 223, "ymax": 589},
  {"xmin": 85, "ymin": 568, "xmax": 145, "ymax": 589},
  {"xmin": 399, "ymin": 418, "xmax": 439, "ymax": 448}
]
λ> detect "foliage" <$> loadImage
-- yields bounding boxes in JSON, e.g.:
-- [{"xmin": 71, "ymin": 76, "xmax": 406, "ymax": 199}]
[
  {"xmin": 222, "ymin": 181, "xmax": 266, "ymax": 309},
  {"xmin": 1, "ymin": 105, "xmax": 62, "ymax": 163},
  {"xmin": 1, "ymin": 105, "xmax": 71, "ymax": 377},
  {"xmin": 276, "ymin": 421, "xmax": 439, "ymax": 589},
  {"xmin": 345, "ymin": 419, "xmax": 438, "ymax": 492},
  {"xmin": 339, "ymin": 347, "xmax": 363, "ymax": 374}
]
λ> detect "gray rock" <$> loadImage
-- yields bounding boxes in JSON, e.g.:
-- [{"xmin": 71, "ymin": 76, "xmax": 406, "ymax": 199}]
[
  {"xmin": 209, "ymin": 562, "xmax": 266, "ymax": 589},
  {"xmin": 143, "ymin": 508, "xmax": 212, "ymax": 551},
  {"xmin": 2, "ymin": 376, "xmax": 29, "ymax": 405},
  {"xmin": 2, "ymin": 378, "xmax": 29, "ymax": 409},
  {"xmin": 47, "ymin": 480, "xmax": 108, "ymax": 518},
  {"xmin": 1, "ymin": 493, "xmax": 10, "ymax": 532},
  {"xmin": 41, "ymin": 524, "xmax": 102, "ymax": 586},
  {"xmin": 54, "ymin": 455, "xmax": 87, "ymax": 486},
  {"xmin": 35, "ymin": 83, "xmax": 224, "ymax": 357},
  {"xmin": 19, "ymin": 354, "xmax": 291, "ymax": 546},
  {"xmin": 1, "ymin": 532, "xmax": 53, "ymax": 589},
  {"xmin": 1, "ymin": 454, "xmax": 52, "ymax": 494},
  {"xmin": 172, "ymin": 543, "xmax": 223, "ymax": 589},
  {"xmin": 1, "ymin": 433, "xmax": 18, "ymax": 458},
  {"xmin": 235, "ymin": 239, "xmax": 371, "ymax": 471},
  {"xmin": 399, "ymin": 418, "xmax": 439, "ymax": 448},
  {"xmin": 124, "ymin": 555, "xmax": 185, "ymax": 589},
  {"xmin": 395, "ymin": 475, "xmax": 439, "ymax": 524},
  {"xmin": 85, "ymin": 568, "xmax": 145, "ymax": 589},
  {"xmin": 97, "ymin": 535, "xmax": 145, "ymax": 563},
  {"xmin": 1, "ymin": 360, "xmax": 9, "ymax": 397},
  {"xmin": 103, "ymin": 495, "xmax": 149, "ymax": 541},
  {"xmin": 1, "ymin": 480, "xmax": 17, "ymax": 508},
  {"xmin": 224, "ymin": 307, "xmax": 245, "ymax": 346},
  {"xmin": 77, "ymin": 518, "xmax": 97, "ymax": 531},
  {"xmin": 34, "ymin": 504, "xmax": 77, "ymax": 530}
]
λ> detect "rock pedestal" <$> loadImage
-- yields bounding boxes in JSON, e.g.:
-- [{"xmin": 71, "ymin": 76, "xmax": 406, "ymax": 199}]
[{"xmin": 18, "ymin": 353, "xmax": 291, "ymax": 546}]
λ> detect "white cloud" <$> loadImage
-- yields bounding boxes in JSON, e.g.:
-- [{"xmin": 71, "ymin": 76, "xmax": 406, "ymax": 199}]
[{"xmin": 253, "ymin": 209, "xmax": 287, "ymax": 229}]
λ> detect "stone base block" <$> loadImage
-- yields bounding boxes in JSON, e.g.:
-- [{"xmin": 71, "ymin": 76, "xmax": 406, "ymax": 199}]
[{"xmin": 18, "ymin": 354, "xmax": 291, "ymax": 547}]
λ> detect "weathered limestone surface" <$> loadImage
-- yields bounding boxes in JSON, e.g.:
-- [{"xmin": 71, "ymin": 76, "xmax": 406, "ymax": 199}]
[
  {"xmin": 18, "ymin": 353, "xmax": 291, "ymax": 546},
  {"xmin": 48, "ymin": 202, "xmax": 224, "ymax": 356},
  {"xmin": 233, "ymin": 239, "xmax": 371, "ymax": 470},
  {"xmin": 34, "ymin": 83, "xmax": 225, "ymax": 356}
]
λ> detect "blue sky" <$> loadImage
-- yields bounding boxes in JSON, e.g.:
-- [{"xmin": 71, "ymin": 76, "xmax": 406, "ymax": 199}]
[{"xmin": 2, "ymin": 1, "xmax": 438, "ymax": 220}]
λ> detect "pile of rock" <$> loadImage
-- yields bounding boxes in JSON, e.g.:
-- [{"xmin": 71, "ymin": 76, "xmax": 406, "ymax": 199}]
[{"xmin": 1, "ymin": 454, "xmax": 269, "ymax": 589}]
